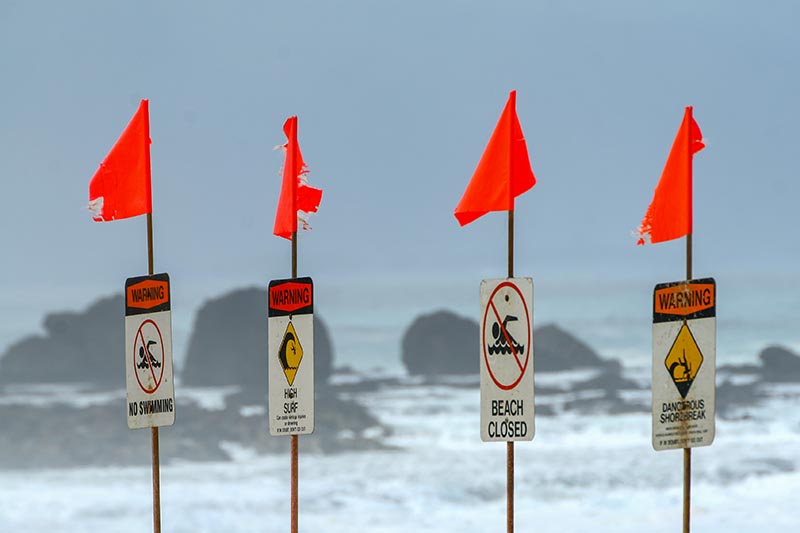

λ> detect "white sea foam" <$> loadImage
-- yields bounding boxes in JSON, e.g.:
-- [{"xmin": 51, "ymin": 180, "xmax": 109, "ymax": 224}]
[{"xmin": 1, "ymin": 379, "xmax": 797, "ymax": 532}]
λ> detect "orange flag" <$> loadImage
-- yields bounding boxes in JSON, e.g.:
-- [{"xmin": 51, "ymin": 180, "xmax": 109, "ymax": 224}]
[
  {"xmin": 273, "ymin": 116, "xmax": 323, "ymax": 240},
  {"xmin": 454, "ymin": 90, "xmax": 536, "ymax": 226},
  {"xmin": 88, "ymin": 100, "xmax": 152, "ymax": 222},
  {"xmin": 637, "ymin": 107, "xmax": 705, "ymax": 245}
]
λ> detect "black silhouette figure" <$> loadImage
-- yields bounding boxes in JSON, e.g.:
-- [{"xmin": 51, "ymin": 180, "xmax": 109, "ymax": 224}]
[
  {"xmin": 488, "ymin": 315, "xmax": 525, "ymax": 355},
  {"xmin": 278, "ymin": 331, "xmax": 299, "ymax": 371},
  {"xmin": 668, "ymin": 348, "xmax": 697, "ymax": 399},
  {"xmin": 138, "ymin": 340, "xmax": 161, "ymax": 369},
  {"xmin": 669, "ymin": 349, "xmax": 692, "ymax": 382}
]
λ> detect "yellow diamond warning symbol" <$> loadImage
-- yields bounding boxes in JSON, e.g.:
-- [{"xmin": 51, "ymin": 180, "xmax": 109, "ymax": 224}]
[
  {"xmin": 664, "ymin": 323, "xmax": 703, "ymax": 399},
  {"xmin": 278, "ymin": 321, "xmax": 303, "ymax": 386}
]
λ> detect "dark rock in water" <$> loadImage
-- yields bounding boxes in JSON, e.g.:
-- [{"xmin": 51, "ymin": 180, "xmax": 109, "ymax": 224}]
[
  {"xmin": 401, "ymin": 310, "xmax": 477, "ymax": 375},
  {"xmin": 0, "ymin": 387, "xmax": 388, "ymax": 469},
  {"xmin": 181, "ymin": 287, "xmax": 334, "ymax": 388},
  {"xmin": 714, "ymin": 457, "xmax": 796, "ymax": 484},
  {"xmin": 758, "ymin": 345, "xmax": 800, "ymax": 382},
  {"xmin": 716, "ymin": 380, "xmax": 763, "ymax": 418},
  {"xmin": 535, "ymin": 324, "xmax": 612, "ymax": 372},
  {"xmin": 331, "ymin": 376, "xmax": 407, "ymax": 394},
  {"xmin": 718, "ymin": 363, "xmax": 761, "ymax": 376},
  {"xmin": 563, "ymin": 389, "xmax": 647, "ymax": 415},
  {"xmin": 535, "ymin": 404, "xmax": 557, "ymax": 417},
  {"xmin": 0, "ymin": 295, "xmax": 124, "ymax": 386},
  {"xmin": 401, "ymin": 312, "xmax": 613, "ymax": 376},
  {"xmin": 572, "ymin": 366, "xmax": 641, "ymax": 393}
]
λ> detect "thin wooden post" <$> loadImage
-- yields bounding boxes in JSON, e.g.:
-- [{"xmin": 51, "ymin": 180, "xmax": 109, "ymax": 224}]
[
  {"xmin": 151, "ymin": 427, "xmax": 161, "ymax": 533},
  {"xmin": 507, "ymin": 208, "xmax": 515, "ymax": 533},
  {"xmin": 683, "ymin": 447, "xmax": 691, "ymax": 533},
  {"xmin": 291, "ymin": 435, "xmax": 298, "ymax": 533},
  {"xmin": 147, "ymin": 213, "xmax": 155, "ymax": 276},
  {"xmin": 146, "ymin": 212, "xmax": 162, "ymax": 533},
  {"xmin": 290, "ymin": 230, "xmax": 299, "ymax": 533},
  {"xmin": 686, "ymin": 234, "xmax": 692, "ymax": 281},
  {"xmin": 683, "ymin": 232, "xmax": 692, "ymax": 533}
]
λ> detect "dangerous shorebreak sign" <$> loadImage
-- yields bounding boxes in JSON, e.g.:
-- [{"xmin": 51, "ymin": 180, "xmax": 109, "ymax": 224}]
[
  {"xmin": 124, "ymin": 273, "xmax": 175, "ymax": 429},
  {"xmin": 652, "ymin": 278, "xmax": 716, "ymax": 451},
  {"xmin": 480, "ymin": 278, "xmax": 534, "ymax": 442},
  {"xmin": 268, "ymin": 277, "xmax": 314, "ymax": 436}
]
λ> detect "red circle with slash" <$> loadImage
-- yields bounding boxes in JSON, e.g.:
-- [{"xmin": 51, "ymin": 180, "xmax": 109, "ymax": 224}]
[
  {"xmin": 132, "ymin": 319, "xmax": 165, "ymax": 394},
  {"xmin": 482, "ymin": 281, "xmax": 531, "ymax": 390}
]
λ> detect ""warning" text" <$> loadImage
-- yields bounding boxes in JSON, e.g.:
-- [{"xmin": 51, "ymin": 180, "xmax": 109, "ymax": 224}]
[
  {"xmin": 269, "ymin": 281, "xmax": 313, "ymax": 314},
  {"xmin": 654, "ymin": 283, "xmax": 714, "ymax": 316}
]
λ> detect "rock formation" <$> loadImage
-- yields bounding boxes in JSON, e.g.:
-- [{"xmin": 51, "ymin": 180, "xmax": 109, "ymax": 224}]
[
  {"xmin": 0, "ymin": 295, "xmax": 124, "ymax": 386},
  {"xmin": 758, "ymin": 345, "xmax": 800, "ymax": 382},
  {"xmin": 181, "ymin": 287, "xmax": 334, "ymax": 388},
  {"xmin": 535, "ymin": 324, "xmax": 612, "ymax": 372},
  {"xmin": 401, "ymin": 311, "xmax": 612, "ymax": 376},
  {"xmin": 401, "ymin": 310, "xmax": 477, "ymax": 375}
]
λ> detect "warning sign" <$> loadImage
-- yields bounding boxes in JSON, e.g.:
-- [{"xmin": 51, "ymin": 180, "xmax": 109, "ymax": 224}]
[
  {"xmin": 124, "ymin": 273, "xmax": 175, "ymax": 430},
  {"xmin": 479, "ymin": 278, "xmax": 534, "ymax": 442},
  {"xmin": 652, "ymin": 278, "xmax": 716, "ymax": 451},
  {"xmin": 268, "ymin": 277, "xmax": 314, "ymax": 436}
]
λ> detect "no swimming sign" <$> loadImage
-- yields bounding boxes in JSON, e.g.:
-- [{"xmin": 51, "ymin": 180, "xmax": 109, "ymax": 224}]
[
  {"xmin": 479, "ymin": 278, "xmax": 535, "ymax": 442},
  {"xmin": 124, "ymin": 273, "xmax": 176, "ymax": 429}
]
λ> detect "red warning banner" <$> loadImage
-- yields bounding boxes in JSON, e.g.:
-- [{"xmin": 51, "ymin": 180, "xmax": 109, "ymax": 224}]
[
  {"xmin": 125, "ymin": 273, "xmax": 171, "ymax": 316},
  {"xmin": 653, "ymin": 278, "xmax": 715, "ymax": 322},
  {"xmin": 268, "ymin": 278, "xmax": 313, "ymax": 316}
]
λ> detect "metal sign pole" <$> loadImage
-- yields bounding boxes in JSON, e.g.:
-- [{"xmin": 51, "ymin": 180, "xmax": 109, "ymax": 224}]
[
  {"xmin": 146, "ymin": 212, "xmax": 162, "ymax": 533},
  {"xmin": 683, "ymin": 113, "xmax": 693, "ymax": 533},
  {"xmin": 683, "ymin": 232, "xmax": 692, "ymax": 533},
  {"xmin": 507, "ymin": 208, "xmax": 515, "ymax": 533},
  {"xmin": 291, "ymin": 230, "xmax": 299, "ymax": 533},
  {"xmin": 151, "ymin": 427, "xmax": 161, "ymax": 533}
]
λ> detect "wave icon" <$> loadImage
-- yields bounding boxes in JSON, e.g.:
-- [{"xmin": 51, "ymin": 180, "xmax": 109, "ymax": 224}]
[{"xmin": 488, "ymin": 341, "xmax": 525, "ymax": 355}]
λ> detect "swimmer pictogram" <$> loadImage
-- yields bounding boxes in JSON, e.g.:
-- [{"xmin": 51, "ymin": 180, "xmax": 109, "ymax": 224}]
[
  {"xmin": 488, "ymin": 315, "xmax": 525, "ymax": 356},
  {"xmin": 137, "ymin": 341, "xmax": 161, "ymax": 369},
  {"xmin": 132, "ymin": 319, "xmax": 165, "ymax": 394}
]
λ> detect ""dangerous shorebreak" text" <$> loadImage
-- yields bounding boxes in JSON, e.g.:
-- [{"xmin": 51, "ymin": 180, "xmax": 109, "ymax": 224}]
[{"xmin": 660, "ymin": 399, "xmax": 706, "ymax": 423}]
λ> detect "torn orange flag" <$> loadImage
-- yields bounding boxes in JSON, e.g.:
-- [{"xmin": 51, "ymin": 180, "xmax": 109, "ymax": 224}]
[
  {"xmin": 454, "ymin": 90, "xmax": 536, "ymax": 226},
  {"xmin": 88, "ymin": 100, "xmax": 152, "ymax": 222},
  {"xmin": 637, "ymin": 106, "xmax": 705, "ymax": 245},
  {"xmin": 273, "ymin": 116, "xmax": 323, "ymax": 240}
]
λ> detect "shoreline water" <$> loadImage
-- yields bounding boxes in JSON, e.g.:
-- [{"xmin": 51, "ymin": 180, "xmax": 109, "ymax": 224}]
[{"xmin": 0, "ymin": 377, "xmax": 798, "ymax": 532}]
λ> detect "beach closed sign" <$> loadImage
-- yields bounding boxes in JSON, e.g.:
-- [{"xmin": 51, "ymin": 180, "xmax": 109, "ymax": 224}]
[
  {"xmin": 124, "ymin": 273, "xmax": 175, "ymax": 429},
  {"xmin": 480, "ymin": 278, "xmax": 534, "ymax": 442},
  {"xmin": 268, "ymin": 277, "xmax": 314, "ymax": 436},
  {"xmin": 652, "ymin": 278, "xmax": 716, "ymax": 451}
]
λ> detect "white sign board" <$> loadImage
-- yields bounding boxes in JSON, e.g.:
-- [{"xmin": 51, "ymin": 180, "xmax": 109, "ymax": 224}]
[
  {"xmin": 652, "ymin": 278, "xmax": 716, "ymax": 451},
  {"xmin": 268, "ymin": 277, "xmax": 315, "ymax": 436},
  {"xmin": 480, "ymin": 277, "xmax": 534, "ymax": 442},
  {"xmin": 124, "ymin": 273, "xmax": 176, "ymax": 429}
]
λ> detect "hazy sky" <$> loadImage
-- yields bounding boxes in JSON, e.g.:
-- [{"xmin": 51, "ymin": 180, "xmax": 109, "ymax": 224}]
[{"xmin": 1, "ymin": 1, "xmax": 797, "ymax": 339}]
